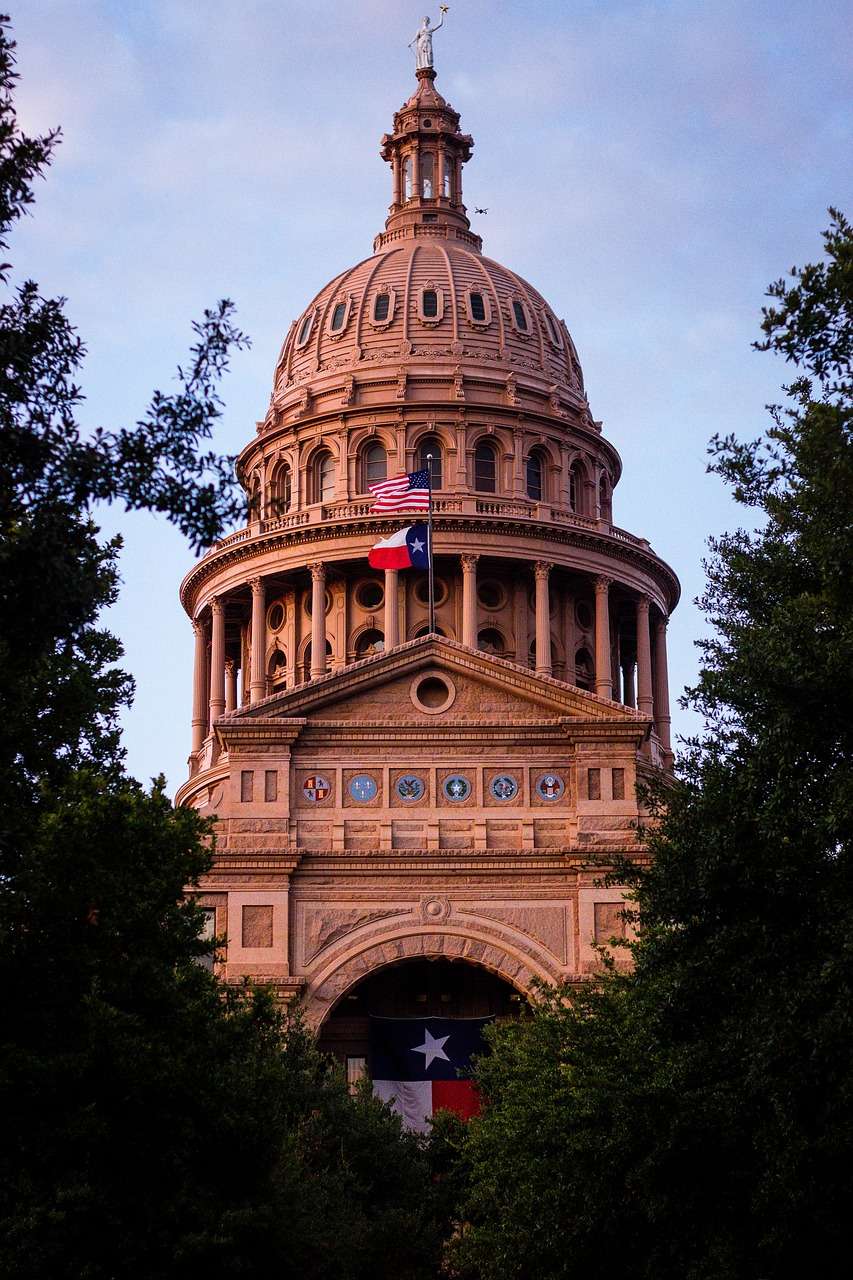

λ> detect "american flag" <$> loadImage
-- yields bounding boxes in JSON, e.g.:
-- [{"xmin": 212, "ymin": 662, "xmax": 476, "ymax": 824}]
[{"xmin": 368, "ymin": 468, "xmax": 431, "ymax": 512}]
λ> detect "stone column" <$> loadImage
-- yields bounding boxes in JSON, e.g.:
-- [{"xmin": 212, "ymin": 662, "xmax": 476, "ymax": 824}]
[
  {"xmin": 622, "ymin": 660, "xmax": 636, "ymax": 709},
  {"xmin": 461, "ymin": 554, "xmax": 479, "ymax": 648},
  {"xmin": 208, "ymin": 597, "xmax": 226, "ymax": 726},
  {"xmin": 250, "ymin": 577, "xmax": 266, "ymax": 704},
  {"xmin": 654, "ymin": 615, "xmax": 672, "ymax": 752},
  {"xmin": 534, "ymin": 561, "xmax": 552, "ymax": 676},
  {"xmin": 392, "ymin": 154, "xmax": 401, "ymax": 206},
  {"xmin": 594, "ymin": 576, "xmax": 612, "ymax": 700},
  {"xmin": 225, "ymin": 659, "xmax": 237, "ymax": 713},
  {"xmin": 636, "ymin": 596, "xmax": 654, "ymax": 717},
  {"xmin": 310, "ymin": 561, "xmax": 327, "ymax": 679},
  {"xmin": 384, "ymin": 568, "xmax": 399, "ymax": 649},
  {"xmin": 191, "ymin": 619, "xmax": 208, "ymax": 753}
]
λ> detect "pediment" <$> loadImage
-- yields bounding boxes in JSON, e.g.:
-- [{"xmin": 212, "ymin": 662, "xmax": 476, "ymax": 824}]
[{"xmin": 218, "ymin": 636, "xmax": 645, "ymax": 732}]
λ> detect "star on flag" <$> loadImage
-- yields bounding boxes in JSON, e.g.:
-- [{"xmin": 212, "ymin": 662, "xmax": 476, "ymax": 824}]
[{"xmin": 370, "ymin": 1016, "xmax": 490, "ymax": 1132}]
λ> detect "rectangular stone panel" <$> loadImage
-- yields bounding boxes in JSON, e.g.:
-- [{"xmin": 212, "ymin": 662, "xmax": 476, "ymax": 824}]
[
  {"xmin": 264, "ymin": 770, "xmax": 278, "ymax": 802},
  {"xmin": 296, "ymin": 820, "xmax": 332, "ymax": 850},
  {"xmin": 242, "ymin": 904, "xmax": 273, "ymax": 948},
  {"xmin": 344, "ymin": 821, "xmax": 380, "ymax": 851},
  {"xmin": 587, "ymin": 767, "xmax": 601, "ymax": 801},
  {"xmin": 612, "ymin": 768, "xmax": 625, "ymax": 800},
  {"xmin": 533, "ymin": 818, "xmax": 569, "ymax": 849},
  {"xmin": 439, "ymin": 820, "xmax": 473, "ymax": 849},
  {"xmin": 593, "ymin": 901, "xmax": 625, "ymax": 943},
  {"xmin": 392, "ymin": 821, "xmax": 426, "ymax": 849},
  {"xmin": 486, "ymin": 821, "xmax": 522, "ymax": 849},
  {"xmin": 240, "ymin": 770, "xmax": 253, "ymax": 803}
]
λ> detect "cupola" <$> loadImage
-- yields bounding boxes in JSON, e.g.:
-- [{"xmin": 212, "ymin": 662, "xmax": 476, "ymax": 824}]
[{"xmin": 376, "ymin": 67, "xmax": 479, "ymax": 252}]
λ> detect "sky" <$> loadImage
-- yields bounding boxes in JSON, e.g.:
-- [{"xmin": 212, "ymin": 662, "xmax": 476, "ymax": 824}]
[{"xmin": 12, "ymin": 0, "xmax": 853, "ymax": 794}]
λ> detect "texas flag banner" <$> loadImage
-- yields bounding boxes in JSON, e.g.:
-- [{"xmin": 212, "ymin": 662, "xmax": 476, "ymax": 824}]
[
  {"xmin": 369, "ymin": 468, "xmax": 431, "ymax": 512},
  {"xmin": 367, "ymin": 523, "xmax": 429, "ymax": 571},
  {"xmin": 370, "ymin": 1015, "xmax": 491, "ymax": 1133}
]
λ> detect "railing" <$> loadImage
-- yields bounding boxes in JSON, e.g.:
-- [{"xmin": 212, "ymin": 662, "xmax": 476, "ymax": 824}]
[{"xmin": 200, "ymin": 504, "xmax": 651, "ymax": 564}]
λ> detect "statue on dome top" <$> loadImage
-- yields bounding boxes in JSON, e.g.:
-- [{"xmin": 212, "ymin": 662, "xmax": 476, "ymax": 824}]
[{"xmin": 410, "ymin": 7, "xmax": 448, "ymax": 70}]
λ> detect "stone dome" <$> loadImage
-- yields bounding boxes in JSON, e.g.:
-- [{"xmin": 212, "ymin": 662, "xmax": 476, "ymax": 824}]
[{"xmin": 273, "ymin": 241, "xmax": 584, "ymax": 416}]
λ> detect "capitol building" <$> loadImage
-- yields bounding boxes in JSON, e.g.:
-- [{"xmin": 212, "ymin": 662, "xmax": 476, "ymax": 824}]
[{"xmin": 175, "ymin": 55, "xmax": 679, "ymax": 1069}]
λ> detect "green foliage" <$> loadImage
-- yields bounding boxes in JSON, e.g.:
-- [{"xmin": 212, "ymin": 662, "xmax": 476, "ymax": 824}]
[
  {"xmin": 0, "ymin": 17, "xmax": 448, "ymax": 1277},
  {"xmin": 452, "ymin": 212, "xmax": 853, "ymax": 1279}
]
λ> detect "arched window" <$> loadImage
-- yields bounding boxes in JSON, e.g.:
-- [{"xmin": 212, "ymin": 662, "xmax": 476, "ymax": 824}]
[
  {"xmin": 268, "ymin": 647, "xmax": 287, "ymax": 682},
  {"xmin": 247, "ymin": 473, "xmax": 261, "ymax": 520},
  {"xmin": 544, "ymin": 312, "xmax": 562, "ymax": 346},
  {"xmin": 313, "ymin": 451, "xmax": 336, "ymax": 504},
  {"xmin": 599, "ymin": 474, "xmax": 612, "ymax": 521},
  {"xmin": 474, "ymin": 441, "xmax": 497, "ymax": 493},
  {"xmin": 575, "ymin": 647, "xmax": 594, "ymax": 691},
  {"xmin": 355, "ymin": 629, "xmax": 385, "ymax": 658},
  {"xmin": 373, "ymin": 292, "xmax": 391, "ymax": 323},
  {"xmin": 330, "ymin": 301, "xmax": 347, "ymax": 332},
  {"xmin": 269, "ymin": 463, "xmax": 291, "ymax": 516},
  {"xmin": 418, "ymin": 436, "xmax": 443, "ymax": 490},
  {"xmin": 296, "ymin": 311, "xmax": 314, "ymax": 347},
  {"xmin": 443, "ymin": 155, "xmax": 452, "ymax": 198},
  {"xmin": 569, "ymin": 461, "xmax": 585, "ymax": 513},
  {"xmin": 302, "ymin": 639, "xmax": 333, "ymax": 683},
  {"xmin": 512, "ymin": 300, "xmax": 529, "ymax": 332},
  {"xmin": 422, "ymin": 154, "xmax": 434, "ymax": 198},
  {"xmin": 526, "ymin": 451, "xmax": 544, "ymax": 502},
  {"xmin": 403, "ymin": 156, "xmax": 413, "ymax": 201},
  {"xmin": 422, "ymin": 289, "xmax": 438, "ymax": 318},
  {"xmin": 469, "ymin": 291, "xmax": 487, "ymax": 322},
  {"xmin": 362, "ymin": 442, "xmax": 387, "ymax": 491}
]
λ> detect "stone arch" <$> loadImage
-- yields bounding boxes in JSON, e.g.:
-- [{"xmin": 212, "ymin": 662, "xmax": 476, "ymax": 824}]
[{"xmin": 303, "ymin": 926, "xmax": 563, "ymax": 1030}]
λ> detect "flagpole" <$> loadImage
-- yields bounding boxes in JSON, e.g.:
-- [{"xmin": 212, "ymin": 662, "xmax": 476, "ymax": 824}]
[{"xmin": 426, "ymin": 454, "xmax": 435, "ymax": 635}]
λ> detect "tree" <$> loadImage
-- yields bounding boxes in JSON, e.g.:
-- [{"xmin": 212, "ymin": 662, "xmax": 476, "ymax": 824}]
[
  {"xmin": 0, "ymin": 18, "xmax": 447, "ymax": 1276},
  {"xmin": 452, "ymin": 210, "xmax": 853, "ymax": 1279}
]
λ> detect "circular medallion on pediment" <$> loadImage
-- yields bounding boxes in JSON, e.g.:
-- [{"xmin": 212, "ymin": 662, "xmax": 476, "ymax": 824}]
[
  {"xmin": 443, "ymin": 774, "xmax": 471, "ymax": 803},
  {"xmin": 396, "ymin": 774, "xmax": 426, "ymax": 802},
  {"xmin": 536, "ymin": 773, "xmax": 564, "ymax": 801},
  {"xmin": 348, "ymin": 774, "xmax": 378, "ymax": 802},
  {"xmin": 303, "ymin": 774, "xmax": 332, "ymax": 802},
  {"xmin": 490, "ymin": 774, "xmax": 518, "ymax": 802}
]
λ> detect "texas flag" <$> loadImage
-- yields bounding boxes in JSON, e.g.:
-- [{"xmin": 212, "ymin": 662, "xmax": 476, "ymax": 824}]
[
  {"xmin": 367, "ymin": 522, "xmax": 429, "ymax": 571},
  {"xmin": 370, "ymin": 1016, "xmax": 491, "ymax": 1133}
]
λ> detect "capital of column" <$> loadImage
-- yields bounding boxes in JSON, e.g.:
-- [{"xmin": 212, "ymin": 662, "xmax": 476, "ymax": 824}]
[
  {"xmin": 594, "ymin": 575, "xmax": 612, "ymax": 594},
  {"xmin": 210, "ymin": 596, "xmax": 224, "ymax": 616},
  {"xmin": 224, "ymin": 658, "xmax": 235, "ymax": 675},
  {"xmin": 534, "ymin": 560, "xmax": 553, "ymax": 581},
  {"xmin": 309, "ymin": 561, "xmax": 327, "ymax": 583},
  {"xmin": 192, "ymin": 618, "xmax": 204, "ymax": 638},
  {"xmin": 249, "ymin": 576, "xmax": 263, "ymax": 596},
  {"xmin": 636, "ymin": 594, "xmax": 651, "ymax": 615},
  {"xmin": 655, "ymin": 613, "xmax": 669, "ymax": 631},
  {"xmin": 460, "ymin": 554, "xmax": 480, "ymax": 574}
]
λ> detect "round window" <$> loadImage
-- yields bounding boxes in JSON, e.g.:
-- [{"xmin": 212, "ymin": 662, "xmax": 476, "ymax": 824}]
[
  {"xmin": 304, "ymin": 589, "xmax": 332, "ymax": 617},
  {"xmin": 410, "ymin": 671, "xmax": 456, "ymax": 714},
  {"xmin": 414, "ymin": 576, "xmax": 448, "ymax": 606},
  {"xmin": 477, "ymin": 579, "xmax": 506, "ymax": 610},
  {"xmin": 267, "ymin": 602, "xmax": 285, "ymax": 632},
  {"xmin": 354, "ymin": 579, "xmax": 384, "ymax": 611}
]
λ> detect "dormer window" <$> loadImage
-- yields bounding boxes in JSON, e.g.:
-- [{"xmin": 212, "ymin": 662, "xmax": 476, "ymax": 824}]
[
  {"xmin": 296, "ymin": 310, "xmax": 315, "ymax": 348},
  {"xmin": 465, "ymin": 289, "xmax": 491, "ymax": 326},
  {"xmin": 544, "ymin": 312, "xmax": 562, "ymax": 346},
  {"xmin": 511, "ymin": 300, "xmax": 530, "ymax": 332},
  {"xmin": 330, "ymin": 301, "xmax": 347, "ymax": 332},
  {"xmin": 374, "ymin": 293, "xmax": 390, "ymax": 322},
  {"xmin": 417, "ymin": 287, "xmax": 444, "ymax": 323}
]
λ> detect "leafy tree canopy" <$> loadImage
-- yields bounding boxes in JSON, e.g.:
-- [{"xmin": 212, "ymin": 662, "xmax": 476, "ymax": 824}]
[{"xmin": 453, "ymin": 211, "xmax": 853, "ymax": 1279}]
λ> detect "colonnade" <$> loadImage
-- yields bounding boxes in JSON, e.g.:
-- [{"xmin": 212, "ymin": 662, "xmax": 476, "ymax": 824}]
[{"xmin": 190, "ymin": 557, "xmax": 672, "ymax": 757}]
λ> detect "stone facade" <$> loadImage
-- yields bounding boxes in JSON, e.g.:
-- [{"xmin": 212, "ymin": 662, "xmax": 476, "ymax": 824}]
[{"xmin": 176, "ymin": 65, "xmax": 679, "ymax": 1046}]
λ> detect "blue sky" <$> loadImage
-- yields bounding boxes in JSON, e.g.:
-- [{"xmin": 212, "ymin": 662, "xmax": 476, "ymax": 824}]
[{"xmin": 12, "ymin": 0, "xmax": 853, "ymax": 792}]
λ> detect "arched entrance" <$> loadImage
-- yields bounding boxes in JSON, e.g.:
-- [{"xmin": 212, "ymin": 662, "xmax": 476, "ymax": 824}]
[{"xmin": 317, "ymin": 956, "xmax": 522, "ymax": 1064}]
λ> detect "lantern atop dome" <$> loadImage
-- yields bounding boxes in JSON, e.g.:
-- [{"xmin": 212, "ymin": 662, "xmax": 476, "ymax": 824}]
[{"xmin": 377, "ymin": 60, "xmax": 478, "ymax": 251}]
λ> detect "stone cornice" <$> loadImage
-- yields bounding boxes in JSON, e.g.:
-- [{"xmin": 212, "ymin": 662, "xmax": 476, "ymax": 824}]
[{"xmin": 180, "ymin": 512, "xmax": 680, "ymax": 615}]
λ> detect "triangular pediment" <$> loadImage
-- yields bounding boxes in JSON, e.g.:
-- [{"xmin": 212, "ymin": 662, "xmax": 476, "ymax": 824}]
[{"xmin": 218, "ymin": 636, "xmax": 646, "ymax": 732}]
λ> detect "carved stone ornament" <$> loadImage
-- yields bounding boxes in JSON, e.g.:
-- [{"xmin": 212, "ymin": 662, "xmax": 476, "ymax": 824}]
[{"xmin": 420, "ymin": 895, "xmax": 450, "ymax": 923}]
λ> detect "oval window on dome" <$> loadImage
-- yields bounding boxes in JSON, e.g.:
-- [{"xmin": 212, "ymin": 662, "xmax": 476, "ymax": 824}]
[
  {"xmin": 330, "ymin": 301, "xmax": 347, "ymax": 332},
  {"xmin": 373, "ymin": 292, "xmax": 391, "ymax": 323},
  {"xmin": 511, "ymin": 300, "xmax": 529, "ymax": 332},
  {"xmin": 296, "ymin": 310, "xmax": 314, "ymax": 347},
  {"xmin": 422, "ymin": 290, "xmax": 438, "ymax": 318}
]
